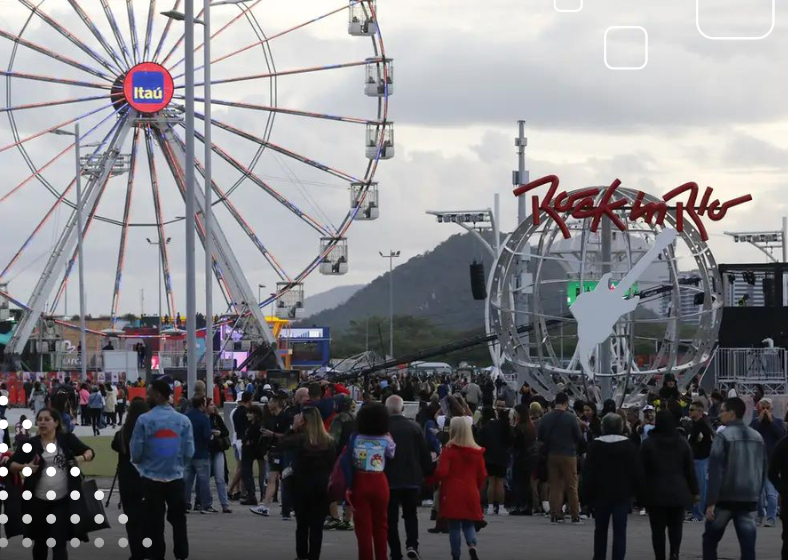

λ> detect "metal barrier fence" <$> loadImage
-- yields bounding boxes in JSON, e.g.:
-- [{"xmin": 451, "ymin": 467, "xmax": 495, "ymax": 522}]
[{"xmin": 705, "ymin": 347, "xmax": 788, "ymax": 396}]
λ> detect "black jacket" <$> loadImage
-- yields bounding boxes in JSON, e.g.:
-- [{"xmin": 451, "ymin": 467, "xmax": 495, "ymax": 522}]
[
  {"xmin": 385, "ymin": 414, "xmax": 433, "ymax": 489},
  {"xmin": 479, "ymin": 418, "xmax": 513, "ymax": 467},
  {"xmin": 638, "ymin": 430, "xmax": 699, "ymax": 508},
  {"xmin": 768, "ymin": 436, "xmax": 788, "ymax": 496},
  {"xmin": 579, "ymin": 435, "xmax": 640, "ymax": 505},
  {"xmin": 511, "ymin": 423, "xmax": 537, "ymax": 470},
  {"xmin": 688, "ymin": 418, "xmax": 714, "ymax": 460}
]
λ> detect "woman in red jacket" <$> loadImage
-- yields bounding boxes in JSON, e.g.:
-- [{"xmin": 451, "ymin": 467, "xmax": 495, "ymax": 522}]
[{"xmin": 434, "ymin": 416, "xmax": 487, "ymax": 560}]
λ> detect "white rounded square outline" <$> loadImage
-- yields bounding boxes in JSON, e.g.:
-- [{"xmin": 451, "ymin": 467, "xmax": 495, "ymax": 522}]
[
  {"xmin": 696, "ymin": 0, "xmax": 775, "ymax": 40},
  {"xmin": 555, "ymin": 0, "xmax": 583, "ymax": 13},
  {"xmin": 604, "ymin": 26, "xmax": 648, "ymax": 71}
]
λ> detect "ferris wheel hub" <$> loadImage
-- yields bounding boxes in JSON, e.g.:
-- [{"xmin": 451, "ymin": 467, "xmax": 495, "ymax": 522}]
[{"xmin": 121, "ymin": 62, "xmax": 175, "ymax": 114}]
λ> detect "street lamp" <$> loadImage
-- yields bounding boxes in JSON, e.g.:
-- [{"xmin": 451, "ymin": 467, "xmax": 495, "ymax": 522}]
[
  {"xmin": 379, "ymin": 250, "xmax": 401, "ymax": 358},
  {"xmin": 146, "ymin": 237, "xmax": 172, "ymax": 335},
  {"xmin": 49, "ymin": 126, "xmax": 87, "ymax": 383},
  {"xmin": 162, "ymin": 0, "xmax": 249, "ymax": 399}
]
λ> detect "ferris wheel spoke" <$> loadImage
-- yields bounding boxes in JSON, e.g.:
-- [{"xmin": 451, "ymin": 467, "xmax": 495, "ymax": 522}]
[
  {"xmin": 142, "ymin": 0, "xmax": 157, "ymax": 62},
  {"xmin": 159, "ymin": 6, "xmax": 206, "ymax": 68},
  {"xmin": 167, "ymin": 0, "xmax": 263, "ymax": 72},
  {"xmin": 185, "ymin": 2, "xmax": 351, "ymax": 76},
  {"xmin": 66, "ymin": 0, "xmax": 128, "ymax": 72},
  {"xmin": 99, "ymin": 0, "xmax": 133, "ymax": 69},
  {"xmin": 0, "ymin": 104, "xmax": 112, "ymax": 156},
  {"xmin": 200, "ymin": 113, "xmax": 359, "ymax": 183},
  {"xmin": 167, "ymin": 129, "xmax": 292, "ymax": 282},
  {"xmin": 16, "ymin": 0, "xmax": 123, "ymax": 76},
  {"xmin": 144, "ymin": 127, "xmax": 176, "ymax": 317},
  {"xmin": 184, "ymin": 123, "xmax": 333, "ymax": 237},
  {"xmin": 194, "ymin": 97, "xmax": 378, "ymax": 126},
  {"xmin": 110, "ymin": 127, "xmax": 142, "ymax": 325},
  {"xmin": 0, "ymin": 94, "xmax": 108, "ymax": 114},
  {"xmin": 126, "ymin": 0, "xmax": 141, "ymax": 65},
  {"xmin": 0, "ymin": 105, "xmax": 118, "ymax": 203},
  {"xmin": 177, "ymin": 60, "xmax": 374, "ymax": 89},
  {"xmin": 0, "ymin": 28, "xmax": 115, "ymax": 82},
  {"xmin": 0, "ymin": 179, "xmax": 76, "ymax": 281},
  {"xmin": 151, "ymin": 0, "xmax": 182, "ymax": 63},
  {"xmin": 153, "ymin": 130, "xmax": 235, "ymax": 306},
  {"xmin": 0, "ymin": 70, "xmax": 112, "ymax": 90}
]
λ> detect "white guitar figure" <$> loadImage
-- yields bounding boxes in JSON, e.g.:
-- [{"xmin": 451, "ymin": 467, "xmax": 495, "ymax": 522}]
[{"xmin": 570, "ymin": 228, "xmax": 677, "ymax": 378}]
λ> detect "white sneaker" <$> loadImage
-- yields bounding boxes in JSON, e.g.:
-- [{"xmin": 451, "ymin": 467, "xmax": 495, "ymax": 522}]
[
  {"xmin": 542, "ymin": 501, "xmax": 551, "ymax": 514},
  {"xmin": 639, "ymin": 508, "xmax": 647, "ymax": 516},
  {"xmin": 250, "ymin": 505, "xmax": 270, "ymax": 516},
  {"xmin": 421, "ymin": 499, "xmax": 434, "ymax": 507},
  {"xmin": 486, "ymin": 505, "xmax": 494, "ymax": 516}
]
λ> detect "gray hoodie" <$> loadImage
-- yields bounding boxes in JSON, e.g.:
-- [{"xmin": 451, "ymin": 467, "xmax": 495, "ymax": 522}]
[{"xmin": 706, "ymin": 419, "xmax": 768, "ymax": 507}]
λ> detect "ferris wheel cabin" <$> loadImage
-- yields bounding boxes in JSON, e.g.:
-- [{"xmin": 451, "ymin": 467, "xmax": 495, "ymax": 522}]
[
  {"xmin": 366, "ymin": 123, "xmax": 395, "ymax": 160},
  {"xmin": 349, "ymin": 1, "xmax": 378, "ymax": 36},
  {"xmin": 320, "ymin": 238, "xmax": 349, "ymax": 275},
  {"xmin": 365, "ymin": 58, "xmax": 394, "ymax": 97},
  {"xmin": 351, "ymin": 182, "xmax": 379, "ymax": 220},
  {"xmin": 275, "ymin": 283, "xmax": 305, "ymax": 320}
]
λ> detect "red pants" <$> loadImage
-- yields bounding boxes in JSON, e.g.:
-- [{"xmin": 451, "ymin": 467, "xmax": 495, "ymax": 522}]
[{"xmin": 352, "ymin": 472, "xmax": 389, "ymax": 560}]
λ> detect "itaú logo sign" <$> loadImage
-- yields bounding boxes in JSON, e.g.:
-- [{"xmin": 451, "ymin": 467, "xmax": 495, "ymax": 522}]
[{"xmin": 123, "ymin": 62, "xmax": 174, "ymax": 114}]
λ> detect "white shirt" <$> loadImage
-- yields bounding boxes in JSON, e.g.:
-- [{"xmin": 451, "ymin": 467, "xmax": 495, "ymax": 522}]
[{"xmin": 34, "ymin": 444, "xmax": 69, "ymax": 501}]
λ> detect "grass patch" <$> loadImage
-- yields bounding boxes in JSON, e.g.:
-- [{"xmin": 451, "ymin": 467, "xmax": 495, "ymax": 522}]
[{"xmin": 76, "ymin": 436, "xmax": 240, "ymax": 478}]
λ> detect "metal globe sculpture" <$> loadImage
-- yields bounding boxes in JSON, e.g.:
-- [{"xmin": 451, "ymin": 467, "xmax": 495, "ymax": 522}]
[{"xmin": 488, "ymin": 178, "xmax": 726, "ymax": 403}]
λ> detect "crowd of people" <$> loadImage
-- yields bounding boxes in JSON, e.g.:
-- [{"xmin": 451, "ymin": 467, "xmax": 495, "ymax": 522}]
[{"xmin": 0, "ymin": 370, "xmax": 787, "ymax": 560}]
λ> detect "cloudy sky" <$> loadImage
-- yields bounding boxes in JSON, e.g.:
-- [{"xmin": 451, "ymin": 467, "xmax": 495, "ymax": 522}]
[{"xmin": 0, "ymin": 0, "xmax": 785, "ymax": 321}]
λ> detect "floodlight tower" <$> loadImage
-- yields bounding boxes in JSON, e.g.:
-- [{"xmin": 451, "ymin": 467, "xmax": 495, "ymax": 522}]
[{"xmin": 724, "ymin": 217, "xmax": 788, "ymax": 263}]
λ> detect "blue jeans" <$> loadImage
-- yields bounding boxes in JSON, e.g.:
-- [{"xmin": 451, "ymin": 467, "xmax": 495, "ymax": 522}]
[
  {"xmin": 702, "ymin": 507, "xmax": 757, "ymax": 560},
  {"xmin": 692, "ymin": 458, "xmax": 709, "ymax": 519},
  {"xmin": 448, "ymin": 520, "xmax": 477, "ymax": 558},
  {"xmin": 210, "ymin": 452, "xmax": 229, "ymax": 508},
  {"xmin": 184, "ymin": 458, "xmax": 212, "ymax": 510},
  {"xmin": 593, "ymin": 501, "xmax": 629, "ymax": 560},
  {"xmin": 758, "ymin": 479, "xmax": 778, "ymax": 522}
]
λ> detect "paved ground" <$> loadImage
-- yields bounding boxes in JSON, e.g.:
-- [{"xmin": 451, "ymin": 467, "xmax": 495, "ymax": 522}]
[{"xmin": 1, "ymin": 492, "xmax": 784, "ymax": 560}]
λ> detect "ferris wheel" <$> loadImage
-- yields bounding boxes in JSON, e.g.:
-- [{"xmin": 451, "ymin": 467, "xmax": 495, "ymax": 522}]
[{"xmin": 0, "ymin": 0, "xmax": 393, "ymax": 359}]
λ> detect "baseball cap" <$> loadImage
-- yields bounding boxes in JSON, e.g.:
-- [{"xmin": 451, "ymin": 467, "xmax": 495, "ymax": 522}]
[
  {"xmin": 263, "ymin": 384, "xmax": 272, "ymax": 391},
  {"xmin": 643, "ymin": 405, "xmax": 655, "ymax": 412},
  {"xmin": 260, "ymin": 396, "xmax": 269, "ymax": 404}
]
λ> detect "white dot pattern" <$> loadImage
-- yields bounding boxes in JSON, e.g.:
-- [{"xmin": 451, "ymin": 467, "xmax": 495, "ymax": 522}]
[
  {"xmin": 118, "ymin": 538, "xmax": 128, "ymax": 548},
  {"xmin": 46, "ymin": 467, "xmax": 56, "ymax": 477},
  {"xmin": 0, "ymin": 420, "xmax": 7, "ymax": 430},
  {"xmin": 70, "ymin": 538, "xmax": 80, "ymax": 548},
  {"xmin": 22, "ymin": 538, "xmax": 32, "ymax": 548},
  {"xmin": 70, "ymin": 490, "xmax": 80, "ymax": 500},
  {"xmin": 22, "ymin": 490, "xmax": 31, "ymax": 500},
  {"xmin": 46, "ymin": 538, "xmax": 56, "ymax": 548},
  {"xmin": 143, "ymin": 538, "xmax": 152, "ymax": 548},
  {"xmin": 46, "ymin": 490, "xmax": 56, "ymax": 501},
  {"xmin": 0, "ymin": 467, "xmax": 7, "ymax": 477},
  {"xmin": 70, "ymin": 514, "xmax": 80, "ymax": 524},
  {"xmin": 22, "ymin": 420, "xmax": 32, "ymax": 430},
  {"xmin": 22, "ymin": 514, "xmax": 31, "ymax": 524},
  {"xmin": 0, "ymin": 490, "xmax": 7, "ymax": 501},
  {"xmin": 0, "ymin": 444, "xmax": 7, "ymax": 453},
  {"xmin": 22, "ymin": 443, "xmax": 31, "ymax": 453},
  {"xmin": 0, "ymin": 538, "xmax": 7, "ymax": 548},
  {"xmin": 70, "ymin": 467, "xmax": 81, "ymax": 477},
  {"xmin": 46, "ymin": 514, "xmax": 56, "ymax": 524},
  {"xmin": 46, "ymin": 443, "xmax": 56, "ymax": 453},
  {"xmin": 21, "ymin": 467, "xmax": 31, "ymax": 477},
  {"xmin": 94, "ymin": 514, "xmax": 104, "ymax": 525},
  {"xmin": 0, "ymin": 395, "xmax": 7, "ymax": 405},
  {"xmin": 94, "ymin": 490, "xmax": 104, "ymax": 501},
  {"xmin": 0, "ymin": 514, "xmax": 7, "ymax": 524},
  {"xmin": 94, "ymin": 538, "xmax": 104, "ymax": 548},
  {"xmin": 118, "ymin": 514, "xmax": 128, "ymax": 524}
]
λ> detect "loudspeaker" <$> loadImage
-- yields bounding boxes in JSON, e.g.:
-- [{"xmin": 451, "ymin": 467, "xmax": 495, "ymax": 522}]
[
  {"xmin": 470, "ymin": 261, "xmax": 487, "ymax": 300},
  {"xmin": 762, "ymin": 277, "xmax": 775, "ymax": 307}
]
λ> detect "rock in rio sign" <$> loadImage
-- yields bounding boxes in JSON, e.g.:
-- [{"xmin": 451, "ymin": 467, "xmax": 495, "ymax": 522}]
[
  {"xmin": 514, "ymin": 175, "xmax": 752, "ymax": 241},
  {"xmin": 123, "ymin": 62, "xmax": 175, "ymax": 114}
]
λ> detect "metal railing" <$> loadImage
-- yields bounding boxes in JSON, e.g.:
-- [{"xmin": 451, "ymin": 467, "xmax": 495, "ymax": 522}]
[{"xmin": 705, "ymin": 347, "xmax": 788, "ymax": 395}]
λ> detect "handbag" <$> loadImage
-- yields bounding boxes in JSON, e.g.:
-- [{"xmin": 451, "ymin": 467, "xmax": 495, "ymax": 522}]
[
  {"xmin": 215, "ymin": 435, "xmax": 231, "ymax": 452},
  {"xmin": 72, "ymin": 479, "xmax": 111, "ymax": 535}
]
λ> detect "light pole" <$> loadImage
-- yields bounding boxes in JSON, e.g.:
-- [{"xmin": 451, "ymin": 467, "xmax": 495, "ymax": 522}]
[
  {"xmin": 379, "ymin": 250, "xmax": 400, "ymax": 358},
  {"xmin": 50, "ymin": 126, "xmax": 87, "ymax": 382},
  {"xmin": 163, "ymin": 0, "xmax": 249, "ymax": 399},
  {"xmin": 146, "ymin": 237, "xmax": 171, "ymax": 334}
]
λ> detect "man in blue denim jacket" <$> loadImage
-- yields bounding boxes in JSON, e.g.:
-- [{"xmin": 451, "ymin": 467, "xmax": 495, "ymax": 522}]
[
  {"xmin": 131, "ymin": 380, "xmax": 195, "ymax": 560},
  {"xmin": 702, "ymin": 397, "xmax": 768, "ymax": 560}
]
